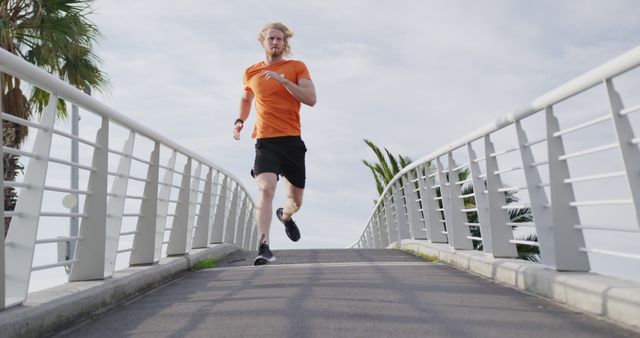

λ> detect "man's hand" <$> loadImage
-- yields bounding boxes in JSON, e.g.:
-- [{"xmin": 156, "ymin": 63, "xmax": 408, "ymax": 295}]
[
  {"xmin": 233, "ymin": 122, "xmax": 243, "ymax": 140},
  {"xmin": 263, "ymin": 70, "xmax": 287, "ymax": 84},
  {"xmin": 262, "ymin": 70, "xmax": 316, "ymax": 106}
]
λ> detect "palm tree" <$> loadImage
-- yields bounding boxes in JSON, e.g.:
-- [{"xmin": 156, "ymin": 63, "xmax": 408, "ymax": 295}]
[
  {"xmin": 361, "ymin": 139, "xmax": 411, "ymax": 197},
  {"xmin": 1, "ymin": 0, "xmax": 109, "ymax": 235}
]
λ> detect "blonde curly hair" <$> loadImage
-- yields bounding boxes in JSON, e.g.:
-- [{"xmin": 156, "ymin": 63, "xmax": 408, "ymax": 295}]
[{"xmin": 258, "ymin": 22, "xmax": 293, "ymax": 56}]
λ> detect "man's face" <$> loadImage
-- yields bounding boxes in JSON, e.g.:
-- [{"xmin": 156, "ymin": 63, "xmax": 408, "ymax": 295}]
[{"xmin": 262, "ymin": 29, "xmax": 285, "ymax": 58}]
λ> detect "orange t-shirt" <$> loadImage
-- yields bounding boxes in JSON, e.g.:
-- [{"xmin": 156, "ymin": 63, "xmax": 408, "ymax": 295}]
[{"xmin": 243, "ymin": 60, "xmax": 311, "ymax": 139}]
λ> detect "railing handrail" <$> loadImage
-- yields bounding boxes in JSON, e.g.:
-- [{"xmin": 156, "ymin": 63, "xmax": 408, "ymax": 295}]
[
  {"xmin": 352, "ymin": 44, "xmax": 640, "ymax": 248},
  {"xmin": 0, "ymin": 47, "xmax": 253, "ymax": 204}
]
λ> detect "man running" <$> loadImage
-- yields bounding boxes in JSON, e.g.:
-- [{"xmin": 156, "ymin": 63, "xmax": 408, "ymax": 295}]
[{"xmin": 233, "ymin": 22, "xmax": 317, "ymax": 265}]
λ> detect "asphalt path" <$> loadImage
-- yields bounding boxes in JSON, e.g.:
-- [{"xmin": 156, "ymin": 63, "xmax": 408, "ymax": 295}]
[{"xmin": 56, "ymin": 249, "xmax": 638, "ymax": 338}]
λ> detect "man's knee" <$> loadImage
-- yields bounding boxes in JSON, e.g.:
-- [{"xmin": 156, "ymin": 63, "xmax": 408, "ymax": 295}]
[
  {"xmin": 287, "ymin": 193, "xmax": 303, "ymax": 211},
  {"xmin": 258, "ymin": 183, "xmax": 276, "ymax": 199},
  {"xmin": 293, "ymin": 198, "xmax": 303, "ymax": 210},
  {"xmin": 256, "ymin": 173, "xmax": 277, "ymax": 199}
]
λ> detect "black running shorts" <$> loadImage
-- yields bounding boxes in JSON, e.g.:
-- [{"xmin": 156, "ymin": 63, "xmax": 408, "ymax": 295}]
[{"xmin": 253, "ymin": 136, "xmax": 307, "ymax": 189}]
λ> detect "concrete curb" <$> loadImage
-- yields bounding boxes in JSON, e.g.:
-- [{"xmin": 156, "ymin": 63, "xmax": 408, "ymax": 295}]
[
  {"xmin": 393, "ymin": 239, "xmax": 640, "ymax": 332},
  {"xmin": 0, "ymin": 244, "xmax": 239, "ymax": 338}
]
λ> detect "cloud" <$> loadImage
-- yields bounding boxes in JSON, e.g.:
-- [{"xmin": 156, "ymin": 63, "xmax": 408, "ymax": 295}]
[{"xmin": 88, "ymin": 0, "xmax": 640, "ymax": 253}]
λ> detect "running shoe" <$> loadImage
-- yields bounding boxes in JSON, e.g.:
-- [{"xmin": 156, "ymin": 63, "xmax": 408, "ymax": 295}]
[
  {"xmin": 276, "ymin": 207, "xmax": 301, "ymax": 242},
  {"xmin": 254, "ymin": 236, "xmax": 276, "ymax": 266}
]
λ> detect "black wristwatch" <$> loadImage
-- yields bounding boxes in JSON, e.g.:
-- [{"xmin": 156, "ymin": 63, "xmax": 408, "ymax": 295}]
[{"xmin": 234, "ymin": 118, "xmax": 244, "ymax": 126}]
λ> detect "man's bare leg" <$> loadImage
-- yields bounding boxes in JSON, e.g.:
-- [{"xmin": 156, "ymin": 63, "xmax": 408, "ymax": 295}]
[
  {"xmin": 282, "ymin": 178, "xmax": 304, "ymax": 220},
  {"xmin": 255, "ymin": 172, "xmax": 278, "ymax": 244}
]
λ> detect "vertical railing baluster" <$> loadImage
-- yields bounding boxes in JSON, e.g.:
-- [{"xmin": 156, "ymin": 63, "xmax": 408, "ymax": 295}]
[
  {"xmin": 207, "ymin": 172, "xmax": 219, "ymax": 244},
  {"xmin": 546, "ymin": 106, "xmax": 590, "ymax": 271},
  {"xmin": 515, "ymin": 121, "xmax": 556, "ymax": 266},
  {"xmin": 364, "ymin": 225, "xmax": 372, "ymax": 248},
  {"xmin": 104, "ymin": 131, "xmax": 135, "ymax": 277},
  {"xmin": 210, "ymin": 176, "xmax": 228, "ymax": 243},
  {"xmin": 224, "ymin": 183, "xmax": 239, "ymax": 244},
  {"xmin": 371, "ymin": 211, "xmax": 381, "ymax": 248},
  {"xmin": 405, "ymin": 170, "xmax": 427, "ymax": 239},
  {"xmin": 605, "ymin": 79, "xmax": 640, "ymax": 228},
  {"xmin": 417, "ymin": 164, "xmax": 447, "ymax": 243},
  {"xmin": 185, "ymin": 163, "xmax": 201, "ymax": 251},
  {"xmin": 392, "ymin": 181, "xmax": 411, "ymax": 240},
  {"xmin": 166, "ymin": 158, "xmax": 193, "ymax": 255},
  {"xmin": 130, "ymin": 143, "xmax": 160, "ymax": 265},
  {"xmin": 4, "ymin": 94, "xmax": 57, "ymax": 305},
  {"xmin": 235, "ymin": 194, "xmax": 248, "ymax": 246},
  {"xmin": 155, "ymin": 150, "xmax": 176, "ymax": 261},
  {"xmin": 243, "ymin": 206, "xmax": 254, "ymax": 249},
  {"xmin": 192, "ymin": 167, "xmax": 213, "ymax": 249},
  {"xmin": 250, "ymin": 219, "xmax": 258, "ymax": 250},
  {"xmin": 448, "ymin": 153, "xmax": 474, "ymax": 249},
  {"xmin": 384, "ymin": 193, "xmax": 398, "ymax": 244},
  {"xmin": 483, "ymin": 135, "xmax": 517, "ymax": 257},
  {"xmin": 467, "ymin": 142, "xmax": 490, "ymax": 253},
  {"xmin": 70, "ymin": 116, "xmax": 109, "ymax": 281},
  {"xmin": 377, "ymin": 206, "xmax": 389, "ymax": 247},
  {"xmin": 437, "ymin": 155, "xmax": 473, "ymax": 249}
]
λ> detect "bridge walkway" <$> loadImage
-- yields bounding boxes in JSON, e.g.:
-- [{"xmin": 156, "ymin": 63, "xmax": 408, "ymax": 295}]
[{"xmin": 56, "ymin": 249, "xmax": 635, "ymax": 338}]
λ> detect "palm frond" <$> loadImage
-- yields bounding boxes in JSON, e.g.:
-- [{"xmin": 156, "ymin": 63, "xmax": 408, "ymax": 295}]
[{"xmin": 364, "ymin": 139, "xmax": 393, "ymax": 183}]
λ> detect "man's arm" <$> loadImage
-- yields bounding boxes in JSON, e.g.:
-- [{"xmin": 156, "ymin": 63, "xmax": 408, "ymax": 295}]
[
  {"xmin": 233, "ymin": 90, "xmax": 254, "ymax": 140},
  {"xmin": 263, "ymin": 71, "xmax": 317, "ymax": 107}
]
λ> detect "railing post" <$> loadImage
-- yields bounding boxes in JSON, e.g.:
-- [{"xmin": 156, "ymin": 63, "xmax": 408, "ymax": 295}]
[
  {"xmin": 405, "ymin": 170, "xmax": 427, "ymax": 239},
  {"xmin": 483, "ymin": 136, "xmax": 518, "ymax": 257},
  {"xmin": 515, "ymin": 121, "xmax": 556, "ymax": 266},
  {"xmin": 70, "ymin": 116, "xmax": 109, "ymax": 281},
  {"xmin": 235, "ymin": 194, "xmax": 248, "ymax": 245},
  {"xmin": 4, "ymin": 94, "xmax": 57, "ymax": 305},
  {"xmin": 129, "ymin": 142, "xmax": 160, "ymax": 265},
  {"xmin": 192, "ymin": 167, "xmax": 213, "ymax": 249},
  {"xmin": 166, "ymin": 158, "xmax": 193, "ymax": 256},
  {"xmin": 377, "ymin": 206, "xmax": 389, "ymax": 247},
  {"xmin": 104, "ymin": 131, "xmax": 135, "ymax": 277},
  {"xmin": 605, "ymin": 79, "xmax": 640, "ymax": 228},
  {"xmin": 417, "ymin": 164, "xmax": 447, "ymax": 243},
  {"xmin": 546, "ymin": 106, "xmax": 590, "ymax": 271},
  {"xmin": 207, "ymin": 172, "xmax": 220, "ymax": 243},
  {"xmin": 364, "ymin": 225, "xmax": 376, "ymax": 248},
  {"xmin": 210, "ymin": 176, "xmax": 228, "ymax": 243},
  {"xmin": 250, "ymin": 223, "xmax": 258, "ymax": 250},
  {"xmin": 243, "ymin": 206, "xmax": 254, "ymax": 249},
  {"xmin": 467, "ymin": 142, "xmax": 491, "ymax": 252},
  {"xmin": 154, "ymin": 150, "xmax": 176, "ymax": 261},
  {"xmin": 392, "ymin": 181, "xmax": 411, "ymax": 240},
  {"xmin": 383, "ymin": 193, "xmax": 399, "ymax": 244},
  {"xmin": 371, "ymin": 213, "xmax": 381, "ymax": 248},
  {"xmin": 186, "ymin": 163, "xmax": 201, "ymax": 250},
  {"xmin": 224, "ymin": 184, "xmax": 240, "ymax": 244},
  {"xmin": 437, "ymin": 155, "xmax": 473, "ymax": 249}
]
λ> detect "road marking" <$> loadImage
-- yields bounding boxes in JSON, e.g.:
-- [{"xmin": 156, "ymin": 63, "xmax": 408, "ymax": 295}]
[{"xmin": 199, "ymin": 261, "xmax": 439, "ymax": 272}]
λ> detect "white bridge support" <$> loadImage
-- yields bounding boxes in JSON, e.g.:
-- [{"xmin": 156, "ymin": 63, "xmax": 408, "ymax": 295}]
[
  {"xmin": 351, "ymin": 45, "xmax": 640, "ymax": 277},
  {"xmin": 0, "ymin": 48, "xmax": 256, "ymax": 309},
  {"xmin": 4, "ymin": 95, "xmax": 57, "ymax": 305},
  {"xmin": 129, "ymin": 143, "xmax": 161, "ymax": 265}
]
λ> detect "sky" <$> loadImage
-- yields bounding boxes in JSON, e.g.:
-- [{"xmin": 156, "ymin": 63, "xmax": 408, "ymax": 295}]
[{"xmin": 84, "ymin": 0, "xmax": 640, "ymax": 255}]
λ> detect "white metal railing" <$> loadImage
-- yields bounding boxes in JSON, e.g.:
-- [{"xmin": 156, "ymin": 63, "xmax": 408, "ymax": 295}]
[
  {"xmin": 0, "ymin": 48, "xmax": 257, "ymax": 310},
  {"xmin": 351, "ymin": 45, "xmax": 640, "ymax": 276}
]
